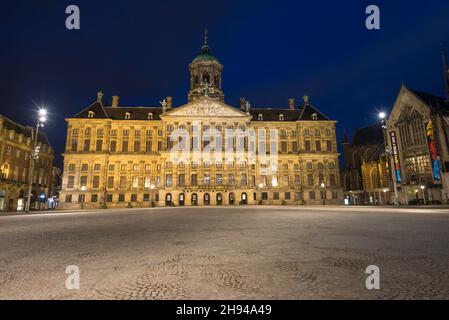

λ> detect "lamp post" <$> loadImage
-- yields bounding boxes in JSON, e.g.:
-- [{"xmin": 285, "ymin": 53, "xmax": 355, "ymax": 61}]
[
  {"xmin": 379, "ymin": 112, "xmax": 400, "ymax": 207},
  {"xmin": 321, "ymin": 182, "xmax": 326, "ymax": 205},
  {"xmin": 420, "ymin": 185, "xmax": 427, "ymax": 205},
  {"xmin": 150, "ymin": 184, "xmax": 155, "ymax": 207},
  {"xmin": 25, "ymin": 109, "xmax": 47, "ymax": 213},
  {"xmin": 80, "ymin": 185, "xmax": 86, "ymax": 209}
]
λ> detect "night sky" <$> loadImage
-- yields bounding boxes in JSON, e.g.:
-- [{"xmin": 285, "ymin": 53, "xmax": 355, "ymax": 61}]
[{"xmin": 1, "ymin": 0, "xmax": 449, "ymax": 167}]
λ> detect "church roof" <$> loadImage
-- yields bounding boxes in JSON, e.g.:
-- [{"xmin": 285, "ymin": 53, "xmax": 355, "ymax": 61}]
[
  {"xmin": 408, "ymin": 88, "xmax": 449, "ymax": 111},
  {"xmin": 351, "ymin": 123, "xmax": 384, "ymax": 147}
]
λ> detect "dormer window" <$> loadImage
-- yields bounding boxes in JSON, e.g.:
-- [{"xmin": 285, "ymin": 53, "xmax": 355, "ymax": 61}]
[
  {"xmin": 125, "ymin": 112, "xmax": 131, "ymax": 120},
  {"xmin": 311, "ymin": 113, "xmax": 318, "ymax": 121},
  {"xmin": 88, "ymin": 111, "xmax": 95, "ymax": 118},
  {"xmin": 258, "ymin": 114, "xmax": 263, "ymax": 121},
  {"xmin": 279, "ymin": 114, "xmax": 284, "ymax": 121},
  {"xmin": 148, "ymin": 113, "xmax": 153, "ymax": 120}
]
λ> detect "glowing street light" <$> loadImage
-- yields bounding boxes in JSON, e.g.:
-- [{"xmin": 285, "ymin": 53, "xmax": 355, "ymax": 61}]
[
  {"xmin": 379, "ymin": 112, "xmax": 386, "ymax": 120},
  {"xmin": 420, "ymin": 185, "xmax": 427, "ymax": 205},
  {"xmin": 25, "ymin": 108, "xmax": 49, "ymax": 213}
]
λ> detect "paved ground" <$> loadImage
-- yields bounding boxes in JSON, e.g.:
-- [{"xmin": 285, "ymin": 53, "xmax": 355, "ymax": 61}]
[{"xmin": 1, "ymin": 206, "xmax": 449, "ymax": 300}]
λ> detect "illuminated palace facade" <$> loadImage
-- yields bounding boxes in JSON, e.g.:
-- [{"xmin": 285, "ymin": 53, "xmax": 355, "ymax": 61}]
[{"xmin": 60, "ymin": 35, "xmax": 343, "ymax": 209}]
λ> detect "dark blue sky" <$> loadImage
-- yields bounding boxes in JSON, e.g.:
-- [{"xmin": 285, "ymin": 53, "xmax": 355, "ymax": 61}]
[{"xmin": 1, "ymin": 0, "xmax": 449, "ymax": 166}]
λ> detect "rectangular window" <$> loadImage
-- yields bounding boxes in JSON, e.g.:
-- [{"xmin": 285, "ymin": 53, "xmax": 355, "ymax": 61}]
[
  {"xmin": 93, "ymin": 176, "xmax": 100, "ymax": 189},
  {"xmin": 120, "ymin": 176, "xmax": 127, "ymax": 189},
  {"xmin": 291, "ymin": 141, "xmax": 298, "ymax": 153},
  {"xmin": 67, "ymin": 176, "xmax": 75, "ymax": 188},
  {"xmin": 94, "ymin": 164, "xmax": 101, "ymax": 171},
  {"xmin": 106, "ymin": 194, "xmax": 113, "ymax": 202},
  {"xmin": 304, "ymin": 140, "xmax": 311, "ymax": 151},
  {"xmin": 122, "ymin": 141, "xmax": 129, "ymax": 152},
  {"xmin": 216, "ymin": 174, "xmax": 222, "ymax": 186},
  {"xmin": 96, "ymin": 140, "xmax": 103, "ymax": 151},
  {"xmin": 156, "ymin": 176, "xmax": 161, "ymax": 187},
  {"xmin": 295, "ymin": 192, "xmax": 302, "ymax": 201},
  {"xmin": 326, "ymin": 140, "xmax": 332, "ymax": 152},
  {"xmin": 83, "ymin": 139, "xmax": 90, "ymax": 151},
  {"xmin": 307, "ymin": 174, "xmax": 314, "ymax": 186},
  {"xmin": 107, "ymin": 176, "xmax": 114, "ymax": 189},
  {"xmin": 134, "ymin": 141, "xmax": 141, "ymax": 152},
  {"xmin": 65, "ymin": 194, "xmax": 72, "ymax": 203},
  {"xmin": 132, "ymin": 176, "xmax": 139, "ymax": 188},
  {"xmin": 119, "ymin": 194, "xmax": 125, "ymax": 202},
  {"xmin": 133, "ymin": 164, "xmax": 140, "ymax": 171},
  {"xmin": 71, "ymin": 139, "xmax": 78, "ymax": 152},
  {"xmin": 274, "ymin": 192, "xmax": 280, "ymax": 200},
  {"xmin": 166, "ymin": 174, "xmax": 172, "ymax": 187},
  {"xmin": 309, "ymin": 191, "xmax": 316, "ymax": 200},
  {"xmin": 240, "ymin": 173, "xmax": 247, "ymax": 186},
  {"xmin": 131, "ymin": 194, "xmax": 138, "ymax": 202},
  {"xmin": 283, "ymin": 175, "xmax": 289, "ymax": 187},
  {"xmin": 81, "ymin": 164, "xmax": 89, "ymax": 171},
  {"xmin": 329, "ymin": 174, "xmax": 336, "ymax": 186},
  {"xmin": 91, "ymin": 194, "xmax": 98, "ymax": 203},
  {"xmin": 146, "ymin": 141, "xmax": 152, "ymax": 153},
  {"xmin": 191, "ymin": 174, "xmax": 198, "ymax": 186},
  {"xmin": 281, "ymin": 141, "xmax": 287, "ymax": 153},
  {"xmin": 203, "ymin": 173, "xmax": 210, "ymax": 186},
  {"xmin": 315, "ymin": 141, "xmax": 322, "ymax": 152},
  {"xmin": 294, "ymin": 175, "xmax": 301, "ymax": 186},
  {"xmin": 108, "ymin": 164, "xmax": 115, "ymax": 171},
  {"xmin": 143, "ymin": 194, "xmax": 150, "ymax": 202},
  {"xmin": 144, "ymin": 176, "xmax": 151, "ymax": 188},
  {"xmin": 262, "ymin": 192, "xmax": 268, "ymax": 200},
  {"xmin": 285, "ymin": 192, "xmax": 291, "ymax": 200},
  {"xmin": 110, "ymin": 140, "xmax": 117, "ymax": 152},
  {"xmin": 178, "ymin": 174, "xmax": 185, "ymax": 187},
  {"xmin": 80, "ymin": 176, "xmax": 87, "ymax": 187}
]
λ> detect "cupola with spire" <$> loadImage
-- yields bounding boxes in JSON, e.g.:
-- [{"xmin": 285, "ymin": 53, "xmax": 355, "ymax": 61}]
[{"xmin": 188, "ymin": 29, "xmax": 224, "ymax": 102}]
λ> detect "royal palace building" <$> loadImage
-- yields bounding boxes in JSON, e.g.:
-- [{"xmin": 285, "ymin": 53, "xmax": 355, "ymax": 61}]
[{"xmin": 60, "ymin": 34, "xmax": 343, "ymax": 209}]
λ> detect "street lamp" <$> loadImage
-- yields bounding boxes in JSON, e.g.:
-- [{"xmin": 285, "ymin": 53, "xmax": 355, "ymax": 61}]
[
  {"xmin": 321, "ymin": 182, "xmax": 326, "ymax": 205},
  {"xmin": 420, "ymin": 185, "xmax": 427, "ymax": 205},
  {"xmin": 80, "ymin": 185, "xmax": 86, "ymax": 209},
  {"xmin": 379, "ymin": 112, "xmax": 400, "ymax": 207},
  {"xmin": 25, "ymin": 108, "xmax": 47, "ymax": 213},
  {"xmin": 150, "ymin": 184, "xmax": 155, "ymax": 207}
]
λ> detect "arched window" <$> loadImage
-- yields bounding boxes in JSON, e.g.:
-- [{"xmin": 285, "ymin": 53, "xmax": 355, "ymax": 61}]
[
  {"xmin": 315, "ymin": 129, "xmax": 321, "ymax": 136},
  {"xmin": 258, "ymin": 114, "xmax": 263, "ymax": 121},
  {"xmin": 304, "ymin": 129, "xmax": 310, "ymax": 136},
  {"xmin": 84, "ymin": 128, "xmax": 91, "ymax": 135},
  {"xmin": 312, "ymin": 113, "xmax": 318, "ymax": 120},
  {"xmin": 203, "ymin": 72, "xmax": 210, "ymax": 84},
  {"xmin": 88, "ymin": 111, "xmax": 95, "ymax": 118},
  {"xmin": 125, "ymin": 112, "xmax": 131, "ymax": 120},
  {"xmin": 148, "ymin": 113, "xmax": 153, "ymax": 120},
  {"xmin": 279, "ymin": 114, "xmax": 284, "ymax": 121}
]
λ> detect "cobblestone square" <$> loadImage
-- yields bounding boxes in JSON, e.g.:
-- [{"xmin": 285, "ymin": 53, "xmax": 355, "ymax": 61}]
[{"xmin": 1, "ymin": 206, "xmax": 448, "ymax": 300}]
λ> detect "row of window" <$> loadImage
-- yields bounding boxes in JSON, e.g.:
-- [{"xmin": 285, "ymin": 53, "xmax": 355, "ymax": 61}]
[
  {"xmin": 67, "ymin": 173, "xmax": 338, "ymax": 189},
  {"xmin": 68, "ymin": 161, "xmax": 337, "ymax": 173},
  {"xmin": 65, "ymin": 190, "xmax": 339, "ymax": 204},
  {"xmin": 72, "ymin": 127, "xmax": 333, "ymax": 138}
]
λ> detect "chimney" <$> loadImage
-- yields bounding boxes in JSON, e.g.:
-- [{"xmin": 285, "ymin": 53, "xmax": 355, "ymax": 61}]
[
  {"xmin": 288, "ymin": 98, "xmax": 295, "ymax": 110},
  {"xmin": 240, "ymin": 97, "xmax": 246, "ymax": 110},
  {"xmin": 112, "ymin": 96, "xmax": 119, "ymax": 108},
  {"xmin": 97, "ymin": 91, "xmax": 104, "ymax": 103},
  {"xmin": 303, "ymin": 95, "xmax": 310, "ymax": 106},
  {"xmin": 167, "ymin": 96, "xmax": 173, "ymax": 109}
]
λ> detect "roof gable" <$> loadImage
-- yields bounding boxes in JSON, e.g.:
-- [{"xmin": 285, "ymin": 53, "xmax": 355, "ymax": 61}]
[
  {"xmin": 164, "ymin": 98, "xmax": 249, "ymax": 118},
  {"xmin": 73, "ymin": 101, "xmax": 109, "ymax": 119},
  {"xmin": 299, "ymin": 104, "xmax": 330, "ymax": 121}
]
